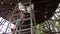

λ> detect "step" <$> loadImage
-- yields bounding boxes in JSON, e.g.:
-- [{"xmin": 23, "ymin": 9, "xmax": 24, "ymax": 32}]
[
  {"xmin": 24, "ymin": 13, "xmax": 30, "ymax": 18},
  {"xmin": 20, "ymin": 28, "xmax": 31, "ymax": 31},
  {"xmin": 23, "ymin": 20, "xmax": 30, "ymax": 25},
  {"xmin": 23, "ymin": 17, "xmax": 30, "ymax": 21},
  {"xmin": 21, "ymin": 31, "xmax": 31, "ymax": 34},
  {"xmin": 22, "ymin": 24, "xmax": 30, "ymax": 27}
]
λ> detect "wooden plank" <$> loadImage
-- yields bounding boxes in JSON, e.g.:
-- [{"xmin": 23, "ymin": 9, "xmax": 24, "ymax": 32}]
[{"xmin": 20, "ymin": 28, "xmax": 30, "ymax": 31}]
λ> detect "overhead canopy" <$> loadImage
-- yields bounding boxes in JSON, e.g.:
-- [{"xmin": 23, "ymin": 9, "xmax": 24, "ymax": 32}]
[
  {"xmin": 0, "ymin": 0, "xmax": 30, "ymax": 20},
  {"xmin": 0, "ymin": 0, "xmax": 18, "ymax": 20},
  {"xmin": 0, "ymin": 0, "xmax": 60, "ymax": 24},
  {"xmin": 32, "ymin": 0, "xmax": 60, "ymax": 24}
]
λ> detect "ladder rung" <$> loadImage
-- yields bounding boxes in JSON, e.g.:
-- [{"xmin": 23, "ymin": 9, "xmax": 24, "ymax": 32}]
[
  {"xmin": 24, "ymin": 18, "xmax": 30, "ymax": 21},
  {"xmin": 22, "ymin": 31, "xmax": 30, "ymax": 34},
  {"xmin": 12, "ymin": 17, "xmax": 30, "ymax": 23},
  {"xmin": 22, "ymin": 24, "xmax": 30, "ymax": 27},
  {"xmin": 20, "ymin": 28, "xmax": 31, "ymax": 31}
]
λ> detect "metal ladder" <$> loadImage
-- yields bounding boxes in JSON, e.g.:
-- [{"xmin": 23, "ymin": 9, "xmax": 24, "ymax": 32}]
[{"xmin": 18, "ymin": 13, "xmax": 34, "ymax": 34}]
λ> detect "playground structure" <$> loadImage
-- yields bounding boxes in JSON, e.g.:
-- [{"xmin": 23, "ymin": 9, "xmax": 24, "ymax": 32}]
[{"xmin": 0, "ymin": 0, "xmax": 60, "ymax": 34}]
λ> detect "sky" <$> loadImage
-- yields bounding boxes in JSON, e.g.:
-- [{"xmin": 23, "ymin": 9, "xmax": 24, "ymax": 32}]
[
  {"xmin": 0, "ymin": 17, "xmax": 15, "ymax": 34},
  {"xmin": 51, "ymin": 3, "xmax": 60, "ymax": 20}
]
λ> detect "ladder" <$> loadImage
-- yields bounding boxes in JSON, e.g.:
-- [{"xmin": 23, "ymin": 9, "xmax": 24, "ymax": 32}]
[{"xmin": 18, "ymin": 13, "xmax": 34, "ymax": 34}]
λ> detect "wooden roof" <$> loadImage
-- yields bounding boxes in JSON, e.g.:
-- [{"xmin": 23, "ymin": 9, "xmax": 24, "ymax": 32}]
[
  {"xmin": 0, "ymin": 0, "xmax": 60, "ymax": 24},
  {"xmin": 0, "ymin": 0, "xmax": 18, "ymax": 20}
]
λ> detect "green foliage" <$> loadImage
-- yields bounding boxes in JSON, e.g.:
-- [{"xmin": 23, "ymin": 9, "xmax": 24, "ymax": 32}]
[
  {"xmin": 35, "ymin": 20, "xmax": 60, "ymax": 34},
  {"xmin": 35, "ymin": 22, "xmax": 49, "ymax": 34}
]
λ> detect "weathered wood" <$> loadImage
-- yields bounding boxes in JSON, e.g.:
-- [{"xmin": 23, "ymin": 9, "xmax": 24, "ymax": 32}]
[{"xmin": 0, "ymin": 0, "xmax": 18, "ymax": 20}]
